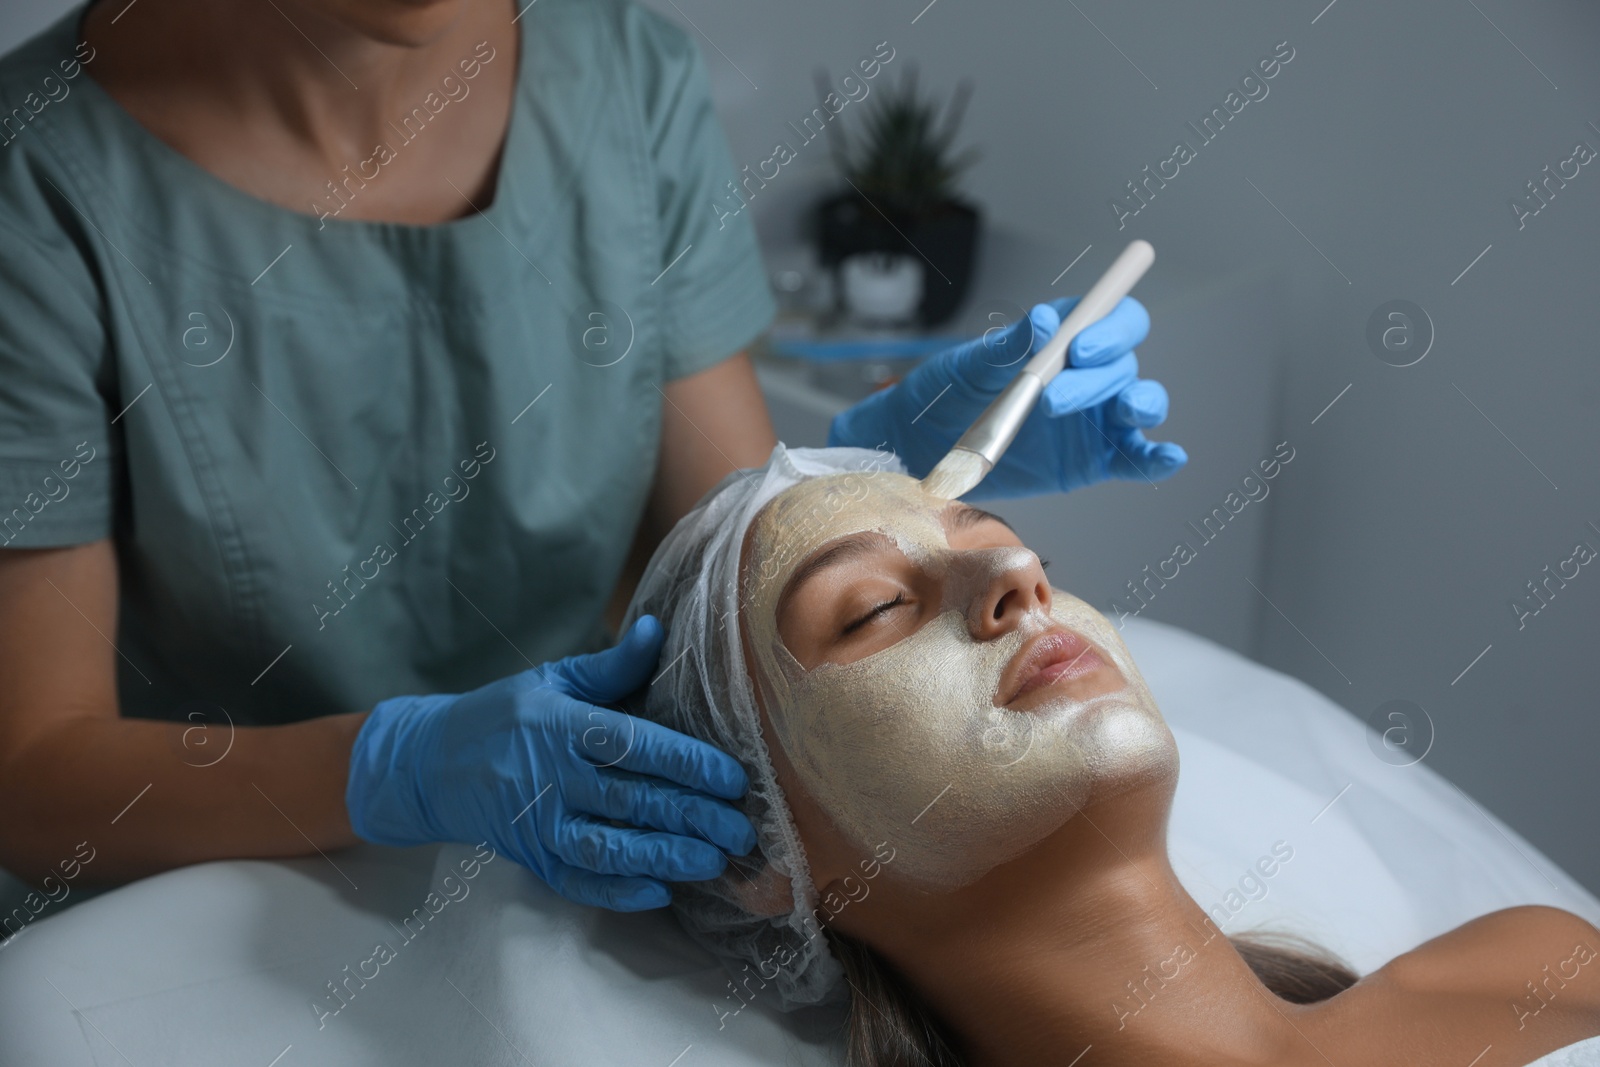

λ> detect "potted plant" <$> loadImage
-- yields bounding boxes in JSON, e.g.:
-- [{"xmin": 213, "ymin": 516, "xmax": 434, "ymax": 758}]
[{"xmin": 815, "ymin": 65, "xmax": 981, "ymax": 327}]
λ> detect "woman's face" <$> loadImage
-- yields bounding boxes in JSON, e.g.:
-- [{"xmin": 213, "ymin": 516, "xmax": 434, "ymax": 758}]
[{"xmin": 740, "ymin": 470, "xmax": 1178, "ymax": 892}]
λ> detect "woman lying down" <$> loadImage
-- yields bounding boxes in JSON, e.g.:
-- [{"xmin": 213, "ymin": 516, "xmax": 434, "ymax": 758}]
[{"xmin": 620, "ymin": 445, "xmax": 1600, "ymax": 1067}]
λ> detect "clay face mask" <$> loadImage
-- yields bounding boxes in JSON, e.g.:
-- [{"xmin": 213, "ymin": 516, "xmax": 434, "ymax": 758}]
[{"xmin": 742, "ymin": 470, "xmax": 1177, "ymax": 891}]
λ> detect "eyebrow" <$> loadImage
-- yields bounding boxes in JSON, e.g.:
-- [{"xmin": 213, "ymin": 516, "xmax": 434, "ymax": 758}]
[
  {"xmin": 776, "ymin": 534, "xmax": 883, "ymax": 617},
  {"xmin": 774, "ymin": 505, "xmax": 1017, "ymax": 614},
  {"xmin": 947, "ymin": 503, "xmax": 1017, "ymax": 536}
]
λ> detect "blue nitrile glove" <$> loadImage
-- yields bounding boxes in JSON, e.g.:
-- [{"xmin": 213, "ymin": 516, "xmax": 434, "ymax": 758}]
[
  {"xmin": 345, "ymin": 615, "xmax": 756, "ymax": 912},
  {"xmin": 829, "ymin": 296, "xmax": 1188, "ymax": 500}
]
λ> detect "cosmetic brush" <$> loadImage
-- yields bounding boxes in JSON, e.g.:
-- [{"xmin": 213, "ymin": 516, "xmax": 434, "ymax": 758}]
[{"xmin": 920, "ymin": 239, "xmax": 1156, "ymax": 501}]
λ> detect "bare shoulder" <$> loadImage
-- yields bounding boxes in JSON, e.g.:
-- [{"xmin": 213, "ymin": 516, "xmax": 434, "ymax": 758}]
[
  {"xmin": 1380, "ymin": 907, "xmax": 1600, "ymax": 991},
  {"xmin": 1304, "ymin": 908, "xmax": 1600, "ymax": 1065},
  {"xmin": 1380, "ymin": 906, "xmax": 1600, "ymax": 1051}
]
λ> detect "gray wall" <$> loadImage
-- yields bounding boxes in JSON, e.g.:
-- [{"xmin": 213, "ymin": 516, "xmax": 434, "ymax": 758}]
[{"xmin": 4, "ymin": 2, "xmax": 1596, "ymax": 894}]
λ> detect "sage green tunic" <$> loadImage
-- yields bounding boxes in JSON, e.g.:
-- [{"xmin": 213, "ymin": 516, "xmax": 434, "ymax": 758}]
[{"xmin": 0, "ymin": 0, "xmax": 775, "ymax": 724}]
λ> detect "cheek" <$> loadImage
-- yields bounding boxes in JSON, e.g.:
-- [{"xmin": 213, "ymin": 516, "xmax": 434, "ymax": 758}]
[
  {"xmin": 769, "ymin": 614, "xmax": 1064, "ymax": 888},
  {"xmin": 775, "ymin": 612, "xmax": 1010, "ymax": 759}
]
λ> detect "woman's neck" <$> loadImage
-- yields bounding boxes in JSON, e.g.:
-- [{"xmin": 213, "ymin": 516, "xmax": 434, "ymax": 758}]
[
  {"xmin": 82, "ymin": 0, "xmax": 518, "ymax": 221},
  {"xmin": 848, "ymin": 790, "xmax": 1322, "ymax": 1067}
]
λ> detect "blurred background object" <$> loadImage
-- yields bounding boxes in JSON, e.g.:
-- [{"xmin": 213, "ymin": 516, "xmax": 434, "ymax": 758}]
[{"xmin": 815, "ymin": 65, "xmax": 981, "ymax": 327}]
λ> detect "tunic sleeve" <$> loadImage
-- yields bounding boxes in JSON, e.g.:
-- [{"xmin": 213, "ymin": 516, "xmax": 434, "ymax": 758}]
[
  {"xmin": 0, "ymin": 215, "xmax": 117, "ymax": 548},
  {"xmin": 624, "ymin": 6, "xmax": 777, "ymax": 380}
]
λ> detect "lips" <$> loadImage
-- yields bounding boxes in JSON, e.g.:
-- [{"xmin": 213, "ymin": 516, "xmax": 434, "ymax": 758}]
[{"xmin": 998, "ymin": 627, "xmax": 1107, "ymax": 706}]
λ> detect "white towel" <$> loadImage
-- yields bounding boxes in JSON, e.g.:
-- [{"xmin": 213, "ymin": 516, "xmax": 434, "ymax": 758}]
[{"xmin": 1527, "ymin": 1035, "xmax": 1600, "ymax": 1066}]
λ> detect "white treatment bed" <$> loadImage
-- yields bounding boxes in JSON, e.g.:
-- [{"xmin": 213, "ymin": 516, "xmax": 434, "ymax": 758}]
[{"xmin": 1, "ymin": 615, "xmax": 1595, "ymax": 1065}]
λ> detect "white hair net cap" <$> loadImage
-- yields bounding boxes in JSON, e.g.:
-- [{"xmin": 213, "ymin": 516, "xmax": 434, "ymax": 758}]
[{"xmin": 620, "ymin": 443, "xmax": 904, "ymax": 1011}]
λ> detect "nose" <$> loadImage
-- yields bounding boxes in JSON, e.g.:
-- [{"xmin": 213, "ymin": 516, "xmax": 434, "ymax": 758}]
[{"xmin": 950, "ymin": 546, "xmax": 1052, "ymax": 640}]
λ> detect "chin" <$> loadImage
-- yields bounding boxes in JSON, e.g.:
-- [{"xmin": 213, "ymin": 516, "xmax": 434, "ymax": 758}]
[
  {"xmin": 311, "ymin": 0, "xmax": 478, "ymax": 46},
  {"xmin": 1093, "ymin": 702, "xmax": 1181, "ymax": 793}
]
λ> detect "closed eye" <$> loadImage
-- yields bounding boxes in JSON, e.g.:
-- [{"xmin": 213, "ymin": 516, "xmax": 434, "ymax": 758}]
[{"xmin": 843, "ymin": 593, "xmax": 907, "ymax": 634}]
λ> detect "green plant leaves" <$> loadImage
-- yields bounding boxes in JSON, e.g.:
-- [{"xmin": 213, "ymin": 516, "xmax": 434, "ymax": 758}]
[{"xmin": 833, "ymin": 65, "xmax": 979, "ymax": 217}]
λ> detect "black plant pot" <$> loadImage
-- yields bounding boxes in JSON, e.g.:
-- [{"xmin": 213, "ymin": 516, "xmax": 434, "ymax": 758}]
[{"xmin": 814, "ymin": 191, "xmax": 982, "ymax": 328}]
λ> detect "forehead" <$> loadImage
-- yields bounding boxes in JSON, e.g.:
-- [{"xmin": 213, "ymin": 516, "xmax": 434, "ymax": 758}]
[{"xmin": 743, "ymin": 470, "xmax": 951, "ymax": 614}]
